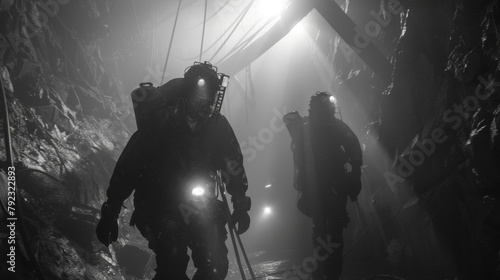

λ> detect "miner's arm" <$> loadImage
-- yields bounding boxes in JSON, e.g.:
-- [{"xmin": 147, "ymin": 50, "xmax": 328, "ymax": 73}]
[
  {"xmin": 340, "ymin": 121, "xmax": 363, "ymax": 201},
  {"xmin": 340, "ymin": 121, "xmax": 363, "ymax": 170},
  {"xmin": 96, "ymin": 128, "xmax": 153, "ymax": 246},
  {"xmin": 219, "ymin": 116, "xmax": 251, "ymax": 234}
]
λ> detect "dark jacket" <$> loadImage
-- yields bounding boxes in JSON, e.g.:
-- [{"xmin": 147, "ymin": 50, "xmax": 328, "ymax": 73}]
[
  {"xmin": 105, "ymin": 79, "xmax": 248, "ymax": 226},
  {"xmin": 299, "ymin": 118, "xmax": 362, "ymax": 187},
  {"xmin": 287, "ymin": 115, "xmax": 362, "ymax": 216}
]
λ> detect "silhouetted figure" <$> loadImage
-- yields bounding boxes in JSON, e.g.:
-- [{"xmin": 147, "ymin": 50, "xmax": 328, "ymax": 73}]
[
  {"xmin": 284, "ymin": 91, "xmax": 362, "ymax": 280},
  {"xmin": 96, "ymin": 61, "xmax": 251, "ymax": 280}
]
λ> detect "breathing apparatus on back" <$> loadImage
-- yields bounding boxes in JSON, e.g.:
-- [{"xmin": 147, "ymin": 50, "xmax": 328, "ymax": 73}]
[{"xmin": 131, "ymin": 61, "xmax": 230, "ymax": 130}]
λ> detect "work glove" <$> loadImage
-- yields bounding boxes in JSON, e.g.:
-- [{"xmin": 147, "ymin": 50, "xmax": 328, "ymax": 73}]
[
  {"xmin": 96, "ymin": 201, "xmax": 121, "ymax": 247},
  {"xmin": 230, "ymin": 196, "xmax": 251, "ymax": 235}
]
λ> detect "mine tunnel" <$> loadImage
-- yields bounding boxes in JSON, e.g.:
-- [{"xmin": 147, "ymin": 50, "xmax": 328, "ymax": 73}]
[{"xmin": 0, "ymin": 0, "xmax": 499, "ymax": 279}]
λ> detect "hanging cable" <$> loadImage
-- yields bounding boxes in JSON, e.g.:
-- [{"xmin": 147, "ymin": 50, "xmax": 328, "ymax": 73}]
[
  {"xmin": 215, "ymin": 1, "xmax": 287, "ymax": 64},
  {"xmin": 208, "ymin": 0, "xmax": 255, "ymax": 62},
  {"xmin": 215, "ymin": 16, "xmax": 275, "ymax": 65},
  {"xmin": 205, "ymin": 0, "xmax": 231, "ymax": 22},
  {"xmin": 183, "ymin": 0, "xmax": 254, "ymax": 62},
  {"xmin": 225, "ymin": 17, "xmax": 262, "ymax": 57},
  {"xmin": 1, "ymin": 70, "xmax": 47, "ymax": 280},
  {"xmin": 245, "ymin": 67, "xmax": 248, "ymax": 123},
  {"xmin": 199, "ymin": 0, "xmax": 208, "ymax": 61},
  {"xmin": 160, "ymin": 0, "xmax": 183, "ymax": 84},
  {"xmin": 1, "ymin": 82, "xmax": 13, "ymax": 168},
  {"xmin": 149, "ymin": 10, "xmax": 156, "ymax": 80},
  {"xmin": 131, "ymin": 0, "xmax": 145, "ymax": 42}
]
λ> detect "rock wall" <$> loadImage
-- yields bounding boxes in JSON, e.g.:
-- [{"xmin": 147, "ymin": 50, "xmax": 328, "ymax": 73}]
[
  {"xmin": 338, "ymin": 0, "xmax": 500, "ymax": 279},
  {"xmin": 0, "ymin": 0, "xmax": 146, "ymax": 279}
]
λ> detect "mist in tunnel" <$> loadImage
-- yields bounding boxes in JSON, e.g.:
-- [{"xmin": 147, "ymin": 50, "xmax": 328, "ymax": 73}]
[
  {"xmin": 2, "ymin": 0, "xmax": 500, "ymax": 279},
  {"xmin": 113, "ymin": 0, "xmax": 385, "ymax": 275}
]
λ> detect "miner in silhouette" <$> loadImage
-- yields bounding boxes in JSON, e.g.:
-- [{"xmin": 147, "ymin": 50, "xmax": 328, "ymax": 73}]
[
  {"xmin": 96, "ymin": 61, "xmax": 251, "ymax": 280},
  {"xmin": 284, "ymin": 91, "xmax": 362, "ymax": 280}
]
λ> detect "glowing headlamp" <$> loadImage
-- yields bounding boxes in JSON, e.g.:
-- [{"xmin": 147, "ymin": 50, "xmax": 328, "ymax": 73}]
[
  {"xmin": 329, "ymin": 95, "xmax": 336, "ymax": 104},
  {"xmin": 192, "ymin": 185, "xmax": 206, "ymax": 197},
  {"xmin": 189, "ymin": 179, "xmax": 216, "ymax": 201},
  {"xmin": 197, "ymin": 78, "xmax": 206, "ymax": 87}
]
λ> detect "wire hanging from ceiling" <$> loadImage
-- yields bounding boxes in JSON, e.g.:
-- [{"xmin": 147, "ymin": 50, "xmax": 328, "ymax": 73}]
[
  {"xmin": 215, "ymin": 16, "xmax": 275, "ymax": 65},
  {"xmin": 205, "ymin": 0, "xmax": 231, "ymax": 22},
  {"xmin": 160, "ymin": 0, "xmax": 183, "ymax": 84},
  {"xmin": 199, "ymin": 0, "xmax": 208, "ymax": 61},
  {"xmin": 208, "ymin": 0, "xmax": 255, "ymax": 62},
  {"xmin": 131, "ymin": 0, "xmax": 145, "ymax": 42},
  {"xmin": 183, "ymin": 0, "xmax": 254, "ymax": 62}
]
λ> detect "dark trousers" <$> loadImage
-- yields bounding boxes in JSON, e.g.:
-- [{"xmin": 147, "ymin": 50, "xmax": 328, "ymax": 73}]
[
  {"xmin": 137, "ymin": 201, "xmax": 229, "ymax": 280},
  {"xmin": 311, "ymin": 195, "xmax": 348, "ymax": 280}
]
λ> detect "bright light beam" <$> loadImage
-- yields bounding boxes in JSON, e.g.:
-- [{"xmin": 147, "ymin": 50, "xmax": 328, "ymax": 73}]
[
  {"xmin": 257, "ymin": 0, "xmax": 288, "ymax": 18},
  {"xmin": 192, "ymin": 186, "xmax": 205, "ymax": 196}
]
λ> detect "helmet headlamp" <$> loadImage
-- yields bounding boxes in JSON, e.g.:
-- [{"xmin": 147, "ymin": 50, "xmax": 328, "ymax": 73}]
[
  {"xmin": 192, "ymin": 185, "xmax": 206, "ymax": 197},
  {"xmin": 309, "ymin": 91, "xmax": 341, "ymax": 122},
  {"xmin": 183, "ymin": 61, "xmax": 229, "ymax": 120}
]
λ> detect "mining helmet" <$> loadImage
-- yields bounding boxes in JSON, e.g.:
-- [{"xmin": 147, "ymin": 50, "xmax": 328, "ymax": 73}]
[
  {"xmin": 308, "ymin": 91, "xmax": 337, "ymax": 122},
  {"xmin": 182, "ymin": 61, "xmax": 229, "ymax": 120}
]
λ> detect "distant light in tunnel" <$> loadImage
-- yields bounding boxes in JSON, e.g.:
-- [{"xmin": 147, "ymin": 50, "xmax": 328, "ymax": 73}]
[
  {"xmin": 257, "ymin": 0, "xmax": 289, "ymax": 18},
  {"xmin": 264, "ymin": 184, "xmax": 272, "ymax": 189}
]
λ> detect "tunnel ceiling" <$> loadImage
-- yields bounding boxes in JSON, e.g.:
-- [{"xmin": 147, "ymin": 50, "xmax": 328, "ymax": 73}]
[{"xmin": 1, "ymin": 0, "xmax": 500, "ymax": 279}]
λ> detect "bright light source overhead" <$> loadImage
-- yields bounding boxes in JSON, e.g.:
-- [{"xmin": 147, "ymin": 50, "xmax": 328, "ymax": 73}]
[
  {"xmin": 264, "ymin": 184, "xmax": 272, "ymax": 188},
  {"xmin": 258, "ymin": 0, "xmax": 288, "ymax": 18},
  {"xmin": 263, "ymin": 207, "xmax": 272, "ymax": 215}
]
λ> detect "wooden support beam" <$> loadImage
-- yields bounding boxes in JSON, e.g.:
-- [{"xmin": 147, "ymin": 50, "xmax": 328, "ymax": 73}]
[
  {"xmin": 217, "ymin": 0, "xmax": 315, "ymax": 76},
  {"xmin": 217, "ymin": 0, "xmax": 392, "ymax": 84},
  {"xmin": 315, "ymin": 0, "xmax": 393, "ymax": 83}
]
